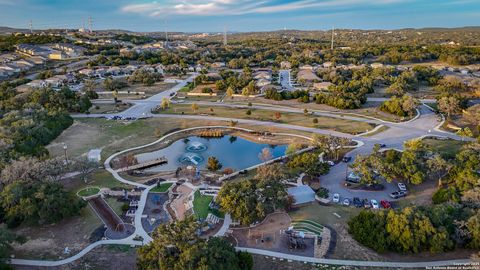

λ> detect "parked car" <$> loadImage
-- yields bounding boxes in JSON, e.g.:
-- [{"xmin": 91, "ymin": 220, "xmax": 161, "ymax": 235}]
[
  {"xmin": 389, "ymin": 191, "xmax": 407, "ymax": 199},
  {"xmin": 363, "ymin": 199, "xmax": 371, "ymax": 208},
  {"xmin": 346, "ymin": 172, "xmax": 361, "ymax": 183},
  {"xmin": 353, "ymin": 197, "xmax": 363, "ymax": 207},
  {"xmin": 343, "ymin": 156, "xmax": 352, "ymax": 163},
  {"xmin": 343, "ymin": 198, "xmax": 350, "ymax": 206},
  {"xmin": 378, "ymin": 143, "xmax": 386, "ymax": 148},
  {"xmin": 371, "ymin": 199, "xmax": 379, "ymax": 209},
  {"xmin": 332, "ymin": 193, "xmax": 340, "ymax": 203},
  {"xmin": 326, "ymin": 160, "xmax": 335, "ymax": 166},
  {"xmin": 397, "ymin": 183, "xmax": 407, "ymax": 191},
  {"xmin": 380, "ymin": 200, "xmax": 391, "ymax": 209}
]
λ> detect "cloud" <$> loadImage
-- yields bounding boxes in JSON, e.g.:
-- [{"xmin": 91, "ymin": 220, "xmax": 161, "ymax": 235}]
[{"xmin": 121, "ymin": 0, "xmax": 411, "ymax": 17}]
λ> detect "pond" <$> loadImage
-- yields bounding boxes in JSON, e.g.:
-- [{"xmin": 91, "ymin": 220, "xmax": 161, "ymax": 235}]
[{"xmin": 135, "ymin": 135, "xmax": 288, "ymax": 172}]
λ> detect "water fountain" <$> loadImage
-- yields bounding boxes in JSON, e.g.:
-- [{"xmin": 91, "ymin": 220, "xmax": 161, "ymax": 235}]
[
  {"xmin": 185, "ymin": 141, "xmax": 208, "ymax": 152},
  {"xmin": 179, "ymin": 153, "xmax": 204, "ymax": 165}
]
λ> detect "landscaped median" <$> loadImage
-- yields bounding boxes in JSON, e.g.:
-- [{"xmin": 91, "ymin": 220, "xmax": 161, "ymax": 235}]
[{"xmin": 154, "ymin": 104, "xmax": 376, "ymax": 135}]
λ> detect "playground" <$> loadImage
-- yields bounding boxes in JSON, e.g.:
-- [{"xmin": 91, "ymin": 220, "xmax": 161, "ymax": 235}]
[{"xmin": 230, "ymin": 212, "xmax": 315, "ymax": 257}]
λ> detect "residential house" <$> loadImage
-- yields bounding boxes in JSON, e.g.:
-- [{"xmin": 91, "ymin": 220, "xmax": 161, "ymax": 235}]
[{"xmin": 79, "ymin": 68, "xmax": 95, "ymax": 77}]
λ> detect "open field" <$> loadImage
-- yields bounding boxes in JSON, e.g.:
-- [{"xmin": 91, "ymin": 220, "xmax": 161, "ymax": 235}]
[
  {"xmin": 157, "ymin": 104, "xmax": 375, "ymax": 135},
  {"xmin": 421, "ymin": 137, "xmax": 467, "ymax": 158},
  {"xmin": 89, "ymin": 102, "xmax": 131, "ymax": 114},
  {"xmin": 78, "ymin": 187, "xmax": 100, "ymax": 197},
  {"xmin": 223, "ymin": 97, "xmax": 405, "ymax": 122}
]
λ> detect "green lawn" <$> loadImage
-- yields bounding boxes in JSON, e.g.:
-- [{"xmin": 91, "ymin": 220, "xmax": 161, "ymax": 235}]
[
  {"xmin": 193, "ymin": 190, "xmax": 213, "ymax": 219},
  {"xmin": 421, "ymin": 138, "xmax": 467, "ymax": 158},
  {"xmin": 289, "ymin": 203, "xmax": 361, "ymax": 227},
  {"xmin": 151, "ymin": 182, "xmax": 173, "ymax": 193},
  {"xmin": 77, "ymin": 187, "xmax": 100, "ymax": 197}
]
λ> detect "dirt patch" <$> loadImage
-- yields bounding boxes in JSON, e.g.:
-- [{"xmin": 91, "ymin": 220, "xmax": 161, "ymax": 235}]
[
  {"xmin": 12, "ymin": 207, "xmax": 102, "ymax": 260},
  {"xmin": 15, "ymin": 245, "xmax": 138, "ymax": 270}
]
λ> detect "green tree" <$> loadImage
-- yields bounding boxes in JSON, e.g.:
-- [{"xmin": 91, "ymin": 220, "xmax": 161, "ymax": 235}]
[{"xmin": 207, "ymin": 156, "xmax": 222, "ymax": 171}]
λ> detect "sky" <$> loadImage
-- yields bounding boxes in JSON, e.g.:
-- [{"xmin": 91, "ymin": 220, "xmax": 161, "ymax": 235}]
[{"xmin": 0, "ymin": 0, "xmax": 479, "ymax": 32}]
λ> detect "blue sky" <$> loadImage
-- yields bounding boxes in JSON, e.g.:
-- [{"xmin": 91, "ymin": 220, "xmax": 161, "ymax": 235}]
[{"xmin": 0, "ymin": 0, "xmax": 479, "ymax": 32}]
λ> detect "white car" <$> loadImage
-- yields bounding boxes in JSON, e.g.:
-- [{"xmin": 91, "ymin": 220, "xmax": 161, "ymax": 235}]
[
  {"xmin": 326, "ymin": 160, "xmax": 335, "ymax": 166},
  {"xmin": 343, "ymin": 198, "xmax": 350, "ymax": 206},
  {"xmin": 371, "ymin": 199, "xmax": 379, "ymax": 209},
  {"xmin": 398, "ymin": 183, "xmax": 407, "ymax": 191},
  {"xmin": 332, "ymin": 193, "xmax": 340, "ymax": 203}
]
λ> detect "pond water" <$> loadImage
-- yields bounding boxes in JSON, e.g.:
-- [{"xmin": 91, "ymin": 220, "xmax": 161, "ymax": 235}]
[{"xmin": 135, "ymin": 135, "xmax": 287, "ymax": 172}]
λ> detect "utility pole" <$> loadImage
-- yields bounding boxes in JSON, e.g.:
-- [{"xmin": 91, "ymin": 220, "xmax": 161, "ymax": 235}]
[
  {"xmin": 223, "ymin": 25, "xmax": 227, "ymax": 46},
  {"xmin": 29, "ymin": 20, "xmax": 33, "ymax": 34},
  {"xmin": 88, "ymin": 16, "xmax": 93, "ymax": 33},
  {"xmin": 331, "ymin": 26, "xmax": 335, "ymax": 51}
]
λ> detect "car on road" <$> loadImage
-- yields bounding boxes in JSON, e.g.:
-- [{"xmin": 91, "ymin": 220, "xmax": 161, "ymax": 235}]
[
  {"xmin": 353, "ymin": 197, "xmax": 363, "ymax": 207},
  {"xmin": 332, "ymin": 193, "xmax": 340, "ymax": 203},
  {"xmin": 343, "ymin": 198, "xmax": 351, "ymax": 206},
  {"xmin": 326, "ymin": 160, "xmax": 335, "ymax": 166},
  {"xmin": 342, "ymin": 156, "xmax": 352, "ymax": 163},
  {"xmin": 389, "ymin": 191, "xmax": 407, "ymax": 199},
  {"xmin": 378, "ymin": 143, "xmax": 387, "ymax": 148},
  {"xmin": 397, "ymin": 183, "xmax": 407, "ymax": 191},
  {"xmin": 380, "ymin": 200, "xmax": 391, "ymax": 209},
  {"xmin": 371, "ymin": 199, "xmax": 379, "ymax": 209},
  {"xmin": 363, "ymin": 199, "xmax": 371, "ymax": 208}
]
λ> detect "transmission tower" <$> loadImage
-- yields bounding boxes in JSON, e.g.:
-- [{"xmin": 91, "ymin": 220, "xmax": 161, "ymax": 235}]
[
  {"xmin": 223, "ymin": 26, "xmax": 228, "ymax": 46},
  {"xmin": 331, "ymin": 26, "xmax": 335, "ymax": 51},
  {"xmin": 164, "ymin": 20, "xmax": 168, "ymax": 48},
  {"xmin": 88, "ymin": 16, "xmax": 93, "ymax": 33}
]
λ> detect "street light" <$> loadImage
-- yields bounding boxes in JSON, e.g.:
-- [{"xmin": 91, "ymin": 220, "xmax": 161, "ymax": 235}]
[{"xmin": 63, "ymin": 143, "xmax": 68, "ymax": 165}]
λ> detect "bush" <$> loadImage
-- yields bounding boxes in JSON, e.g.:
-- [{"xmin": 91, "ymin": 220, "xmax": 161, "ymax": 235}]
[{"xmin": 316, "ymin": 187, "xmax": 329, "ymax": 198}]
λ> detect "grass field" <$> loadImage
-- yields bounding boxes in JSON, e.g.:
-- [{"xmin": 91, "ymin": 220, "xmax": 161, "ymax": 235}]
[
  {"xmin": 151, "ymin": 182, "xmax": 173, "ymax": 193},
  {"xmin": 77, "ymin": 187, "xmax": 100, "ymax": 197},
  {"xmin": 361, "ymin": 125, "xmax": 390, "ymax": 137},
  {"xmin": 193, "ymin": 190, "xmax": 213, "ymax": 219},
  {"xmin": 157, "ymin": 104, "xmax": 375, "ymax": 135},
  {"xmin": 421, "ymin": 138, "xmax": 467, "ymax": 158}
]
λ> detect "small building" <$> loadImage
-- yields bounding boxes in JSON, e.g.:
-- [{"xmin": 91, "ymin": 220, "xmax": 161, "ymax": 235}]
[
  {"xmin": 287, "ymin": 185, "xmax": 315, "ymax": 205},
  {"xmin": 281, "ymin": 61, "xmax": 292, "ymax": 69},
  {"xmin": 87, "ymin": 149, "xmax": 102, "ymax": 163}
]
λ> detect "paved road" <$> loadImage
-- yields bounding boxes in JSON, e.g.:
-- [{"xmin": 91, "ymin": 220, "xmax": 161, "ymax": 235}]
[{"xmin": 279, "ymin": 69, "xmax": 293, "ymax": 91}]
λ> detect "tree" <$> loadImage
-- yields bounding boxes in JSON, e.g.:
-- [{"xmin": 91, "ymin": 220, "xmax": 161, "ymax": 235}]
[
  {"xmin": 161, "ymin": 97, "xmax": 170, "ymax": 110},
  {"xmin": 258, "ymin": 147, "xmax": 273, "ymax": 162},
  {"xmin": 207, "ymin": 156, "xmax": 222, "ymax": 171},
  {"xmin": 191, "ymin": 102, "xmax": 199, "ymax": 113},
  {"xmin": 438, "ymin": 96, "xmax": 460, "ymax": 118},
  {"xmin": 0, "ymin": 226, "xmax": 24, "ymax": 268},
  {"xmin": 427, "ymin": 154, "xmax": 452, "ymax": 186},
  {"xmin": 226, "ymin": 87, "xmax": 235, "ymax": 98},
  {"xmin": 74, "ymin": 157, "xmax": 97, "ymax": 183},
  {"xmin": 287, "ymin": 152, "xmax": 329, "ymax": 177},
  {"xmin": 138, "ymin": 217, "xmax": 252, "ymax": 270}
]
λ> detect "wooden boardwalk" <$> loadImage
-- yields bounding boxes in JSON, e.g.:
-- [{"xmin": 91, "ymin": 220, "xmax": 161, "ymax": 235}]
[{"xmin": 117, "ymin": 157, "xmax": 168, "ymax": 172}]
